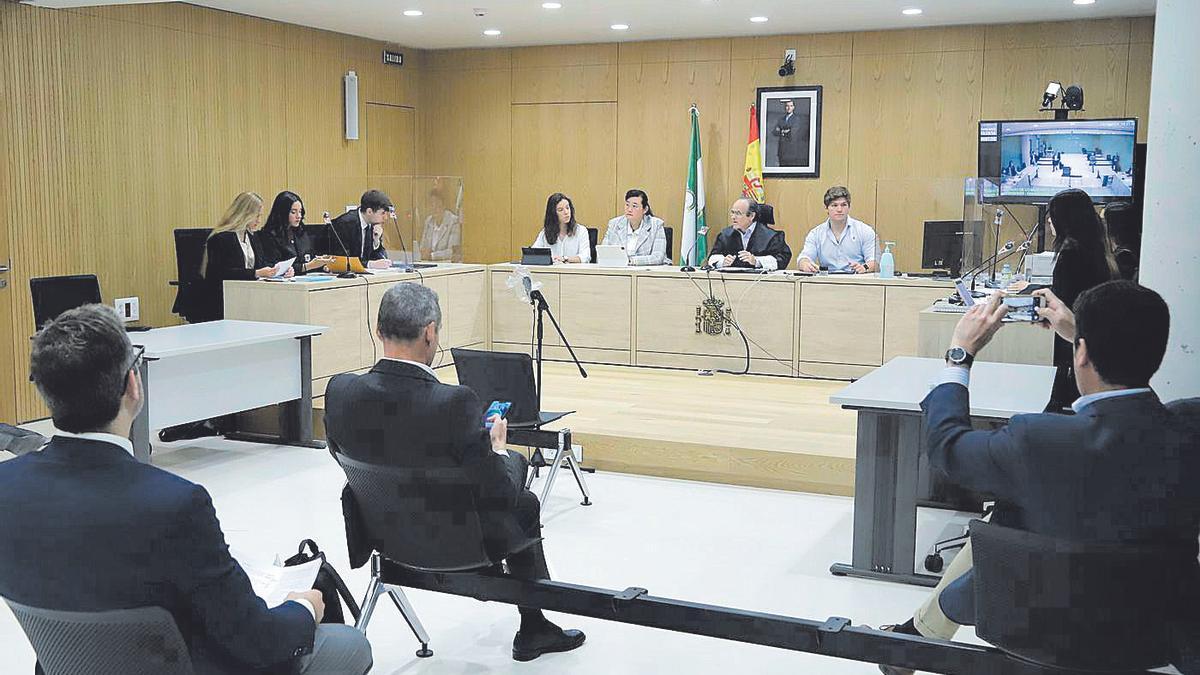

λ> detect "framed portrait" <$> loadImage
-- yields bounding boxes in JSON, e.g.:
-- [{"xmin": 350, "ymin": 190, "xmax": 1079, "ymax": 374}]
[{"xmin": 756, "ymin": 85, "xmax": 822, "ymax": 178}]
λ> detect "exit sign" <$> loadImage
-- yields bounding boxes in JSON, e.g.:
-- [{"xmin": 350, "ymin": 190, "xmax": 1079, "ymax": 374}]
[{"xmin": 382, "ymin": 50, "xmax": 404, "ymax": 66}]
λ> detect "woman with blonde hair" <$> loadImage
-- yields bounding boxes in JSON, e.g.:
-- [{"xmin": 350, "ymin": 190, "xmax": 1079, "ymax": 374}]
[{"xmin": 197, "ymin": 192, "xmax": 290, "ymax": 322}]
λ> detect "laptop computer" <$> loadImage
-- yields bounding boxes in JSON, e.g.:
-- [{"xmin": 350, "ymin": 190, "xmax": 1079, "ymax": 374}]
[
  {"xmin": 595, "ymin": 245, "xmax": 628, "ymax": 267},
  {"xmin": 521, "ymin": 247, "xmax": 554, "ymax": 266}
]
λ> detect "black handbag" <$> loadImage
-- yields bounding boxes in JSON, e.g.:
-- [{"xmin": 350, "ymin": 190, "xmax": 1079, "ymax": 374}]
[{"xmin": 282, "ymin": 539, "xmax": 361, "ymax": 625}]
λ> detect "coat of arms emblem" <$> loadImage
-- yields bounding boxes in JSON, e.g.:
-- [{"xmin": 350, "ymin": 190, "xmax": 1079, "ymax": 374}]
[{"xmin": 695, "ymin": 297, "xmax": 731, "ymax": 336}]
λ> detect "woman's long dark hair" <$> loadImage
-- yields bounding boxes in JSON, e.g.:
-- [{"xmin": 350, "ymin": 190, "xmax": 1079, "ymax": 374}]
[
  {"xmin": 1048, "ymin": 188, "xmax": 1117, "ymax": 275},
  {"xmin": 261, "ymin": 191, "xmax": 305, "ymax": 244},
  {"xmin": 542, "ymin": 193, "xmax": 576, "ymax": 244}
]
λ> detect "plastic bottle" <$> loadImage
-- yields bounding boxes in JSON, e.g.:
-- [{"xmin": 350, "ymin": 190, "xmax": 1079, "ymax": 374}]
[
  {"xmin": 999, "ymin": 263, "xmax": 1012, "ymax": 289},
  {"xmin": 879, "ymin": 241, "xmax": 896, "ymax": 279}
]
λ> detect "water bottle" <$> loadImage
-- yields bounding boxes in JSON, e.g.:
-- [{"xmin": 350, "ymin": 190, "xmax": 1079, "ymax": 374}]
[
  {"xmin": 879, "ymin": 241, "xmax": 896, "ymax": 279},
  {"xmin": 999, "ymin": 263, "xmax": 1012, "ymax": 289}
]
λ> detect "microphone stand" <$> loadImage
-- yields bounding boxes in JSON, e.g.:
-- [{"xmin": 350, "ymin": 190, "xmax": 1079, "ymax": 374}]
[
  {"xmin": 528, "ymin": 288, "xmax": 587, "ymax": 415},
  {"xmin": 325, "ymin": 214, "xmax": 358, "ymax": 279},
  {"xmin": 961, "ymin": 243, "xmax": 1016, "ymax": 293}
]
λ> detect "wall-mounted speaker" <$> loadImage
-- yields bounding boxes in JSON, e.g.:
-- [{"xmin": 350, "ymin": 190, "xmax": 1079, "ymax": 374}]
[{"xmin": 344, "ymin": 70, "xmax": 359, "ymax": 141}]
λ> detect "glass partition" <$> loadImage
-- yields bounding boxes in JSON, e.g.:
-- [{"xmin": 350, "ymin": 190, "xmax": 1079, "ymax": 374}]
[{"xmin": 367, "ymin": 176, "xmax": 465, "ymax": 263}]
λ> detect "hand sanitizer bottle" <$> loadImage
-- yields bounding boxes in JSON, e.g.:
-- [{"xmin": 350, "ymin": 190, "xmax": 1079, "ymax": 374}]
[{"xmin": 879, "ymin": 241, "xmax": 896, "ymax": 279}]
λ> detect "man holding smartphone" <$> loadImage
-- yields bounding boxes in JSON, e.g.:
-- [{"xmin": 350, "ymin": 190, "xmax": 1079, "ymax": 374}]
[{"xmin": 323, "ymin": 283, "xmax": 586, "ymax": 662}]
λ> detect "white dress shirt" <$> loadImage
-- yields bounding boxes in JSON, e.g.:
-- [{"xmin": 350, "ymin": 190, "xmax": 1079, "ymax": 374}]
[
  {"xmin": 532, "ymin": 226, "xmax": 591, "ymax": 263},
  {"xmin": 602, "ymin": 215, "xmax": 668, "ymax": 265},
  {"xmin": 52, "ymin": 430, "xmax": 318, "ymax": 621},
  {"xmin": 797, "ymin": 217, "xmax": 878, "ymax": 271},
  {"xmin": 420, "ymin": 210, "xmax": 461, "ymax": 261},
  {"xmin": 238, "ymin": 233, "xmax": 255, "ymax": 268},
  {"xmin": 707, "ymin": 222, "xmax": 780, "ymax": 271},
  {"xmin": 382, "ymin": 356, "xmax": 439, "ymax": 379}
]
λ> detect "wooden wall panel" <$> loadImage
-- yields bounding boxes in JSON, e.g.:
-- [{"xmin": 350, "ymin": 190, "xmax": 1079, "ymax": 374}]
[
  {"xmin": 1126, "ymin": 42, "xmax": 1153, "ymax": 142},
  {"xmin": 512, "ymin": 43, "xmax": 617, "ymax": 104},
  {"xmin": 511, "ymin": 103, "xmax": 617, "ymax": 249},
  {"xmin": 980, "ymin": 45, "xmax": 1131, "ymax": 120},
  {"xmin": 2, "ymin": 2, "xmax": 422, "ymax": 422}
]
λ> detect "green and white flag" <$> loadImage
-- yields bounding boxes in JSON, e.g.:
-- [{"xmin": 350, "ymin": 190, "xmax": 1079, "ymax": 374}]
[{"xmin": 681, "ymin": 105, "xmax": 708, "ymax": 266}]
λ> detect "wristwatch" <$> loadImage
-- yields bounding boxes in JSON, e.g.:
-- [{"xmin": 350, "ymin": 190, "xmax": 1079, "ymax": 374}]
[{"xmin": 945, "ymin": 346, "xmax": 974, "ymax": 367}]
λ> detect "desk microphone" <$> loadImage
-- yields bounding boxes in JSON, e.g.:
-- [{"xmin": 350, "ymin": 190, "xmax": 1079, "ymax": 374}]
[
  {"xmin": 679, "ymin": 226, "xmax": 710, "ymax": 272},
  {"xmin": 994, "ymin": 208, "xmax": 1004, "ymax": 228},
  {"xmin": 324, "ymin": 211, "xmax": 358, "ymax": 279},
  {"xmin": 962, "ymin": 240, "xmax": 1016, "ymax": 292},
  {"xmin": 522, "ymin": 274, "xmax": 533, "ymax": 304}
]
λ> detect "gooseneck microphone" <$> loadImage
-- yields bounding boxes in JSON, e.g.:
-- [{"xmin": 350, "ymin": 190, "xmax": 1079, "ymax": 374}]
[
  {"xmin": 962, "ymin": 240, "xmax": 1016, "ymax": 292},
  {"xmin": 325, "ymin": 211, "xmax": 358, "ymax": 279}
]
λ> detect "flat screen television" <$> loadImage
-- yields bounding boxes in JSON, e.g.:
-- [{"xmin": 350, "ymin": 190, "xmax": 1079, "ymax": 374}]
[{"xmin": 978, "ymin": 118, "xmax": 1137, "ymax": 204}]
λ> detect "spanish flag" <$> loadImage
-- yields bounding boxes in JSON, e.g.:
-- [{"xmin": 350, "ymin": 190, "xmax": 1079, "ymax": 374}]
[{"xmin": 742, "ymin": 104, "xmax": 766, "ymax": 204}]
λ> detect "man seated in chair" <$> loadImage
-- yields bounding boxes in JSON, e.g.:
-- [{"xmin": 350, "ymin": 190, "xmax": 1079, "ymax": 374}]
[
  {"xmin": 877, "ymin": 282, "xmax": 1200, "ymax": 675},
  {"xmin": 324, "ymin": 282, "xmax": 587, "ymax": 662},
  {"xmin": 0, "ymin": 304, "xmax": 373, "ymax": 675}
]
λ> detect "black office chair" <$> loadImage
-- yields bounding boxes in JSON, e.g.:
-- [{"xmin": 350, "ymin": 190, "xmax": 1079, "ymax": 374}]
[
  {"xmin": 970, "ymin": 519, "xmax": 1177, "ymax": 673},
  {"xmin": 170, "ymin": 228, "xmax": 213, "ymax": 323},
  {"xmin": 29, "ymin": 274, "xmax": 102, "ymax": 329},
  {"xmin": 757, "ymin": 203, "xmax": 776, "ymax": 225},
  {"xmin": 663, "ymin": 226, "xmax": 674, "ymax": 261},
  {"xmin": 586, "ymin": 226, "xmax": 598, "ymax": 264},
  {"xmin": 333, "ymin": 451, "xmax": 542, "ymax": 657},
  {"xmin": 450, "ymin": 348, "xmax": 572, "ymax": 429}
]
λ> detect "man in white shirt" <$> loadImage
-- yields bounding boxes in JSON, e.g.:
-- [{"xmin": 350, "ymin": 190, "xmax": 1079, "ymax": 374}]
[
  {"xmin": 0, "ymin": 304, "xmax": 372, "ymax": 674},
  {"xmin": 796, "ymin": 186, "xmax": 879, "ymax": 274}
]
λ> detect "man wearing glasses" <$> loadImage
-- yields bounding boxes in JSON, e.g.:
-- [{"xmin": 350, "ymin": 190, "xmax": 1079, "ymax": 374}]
[
  {"xmin": 0, "ymin": 304, "xmax": 372, "ymax": 674},
  {"xmin": 708, "ymin": 198, "xmax": 792, "ymax": 270}
]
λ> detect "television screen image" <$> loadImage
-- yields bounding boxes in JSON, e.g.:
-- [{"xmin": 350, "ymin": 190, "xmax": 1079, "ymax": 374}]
[{"xmin": 978, "ymin": 118, "xmax": 1137, "ymax": 203}]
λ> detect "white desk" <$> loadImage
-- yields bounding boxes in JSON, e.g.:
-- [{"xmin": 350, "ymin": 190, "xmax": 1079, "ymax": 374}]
[
  {"xmin": 828, "ymin": 356, "xmax": 1056, "ymax": 586},
  {"xmin": 129, "ymin": 320, "xmax": 326, "ymax": 462}
]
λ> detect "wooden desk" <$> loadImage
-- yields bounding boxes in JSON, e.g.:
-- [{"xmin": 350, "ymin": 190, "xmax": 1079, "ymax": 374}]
[
  {"xmin": 489, "ymin": 266, "xmax": 954, "ymax": 379},
  {"xmin": 917, "ymin": 306, "xmax": 1054, "ymax": 366},
  {"xmin": 223, "ymin": 264, "xmax": 488, "ymax": 395}
]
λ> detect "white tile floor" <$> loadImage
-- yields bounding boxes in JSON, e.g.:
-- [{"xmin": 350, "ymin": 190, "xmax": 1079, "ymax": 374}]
[{"xmin": 1, "ymin": 434, "xmax": 986, "ymax": 674}]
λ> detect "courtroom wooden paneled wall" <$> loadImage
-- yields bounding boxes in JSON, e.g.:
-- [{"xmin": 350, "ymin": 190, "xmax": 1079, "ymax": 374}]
[
  {"xmin": 420, "ymin": 17, "xmax": 1154, "ymax": 267},
  {"xmin": 0, "ymin": 2, "xmax": 423, "ymax": 422}
]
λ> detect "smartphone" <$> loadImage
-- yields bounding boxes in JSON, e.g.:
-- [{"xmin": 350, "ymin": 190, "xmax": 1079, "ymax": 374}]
[
  {"xmin": 484, "ymin": 401, "xmax": 512, "ymax": 429},
  {"xmin": 1002, "ymin": 294, "xmax": 1041, "ymax": 321}
]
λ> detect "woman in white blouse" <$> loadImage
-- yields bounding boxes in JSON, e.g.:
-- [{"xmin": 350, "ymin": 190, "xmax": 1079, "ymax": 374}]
[{"xmin": 532, "ymin": 193, "xmax": 591, "ymax": 263}]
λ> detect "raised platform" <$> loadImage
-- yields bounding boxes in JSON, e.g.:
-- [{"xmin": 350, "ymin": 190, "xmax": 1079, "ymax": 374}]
[{"xmin": 306, "ymin": 361, "xmax": 858, "ymax": 497}]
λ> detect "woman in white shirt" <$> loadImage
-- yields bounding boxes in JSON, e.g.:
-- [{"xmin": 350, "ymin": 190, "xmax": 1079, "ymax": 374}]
[
  {"xmin": 419, "ymin": 189, "xmax": 462, "ymax": 262},
  {"xmin": 532, "ymin": 193, "xmax": 590, "ymax": 263},
  {"xmin": 602, "ymin": 188, "xmax": 668, "ymax": 265}
]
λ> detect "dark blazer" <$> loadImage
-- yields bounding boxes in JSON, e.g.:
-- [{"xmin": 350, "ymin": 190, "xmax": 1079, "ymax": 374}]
[
  {"xmin": 921, "ymin": 383, "xmax": 1200, "ymax": 626},
  {"xmin": 324, "ymin": 359, "xmax": 529, "ymax": 564},
  {"xmin": 771, "ymin": 112, "xmax": 808, "ymax": 166},
  {"xmin": 0, "ymin": 437, "xmax": 315, "ymax": 674},
  {"xmin": 710, "ymin": 223, "xmax": 793, "ymax": 269},
  {"xmin": 1046, "ymin": 248, "xmax": 1116, "ymax": 409},
  {"xmin": 260, "ymin": 227, "xmax": 319, "ymax": 276},
  {"xmin": 193, "ymin": 230, "xmax": 265, "ymax": 323},
  {"xmin": 330, "ymin": 211, "xmax": 388, "ymax": 262}
]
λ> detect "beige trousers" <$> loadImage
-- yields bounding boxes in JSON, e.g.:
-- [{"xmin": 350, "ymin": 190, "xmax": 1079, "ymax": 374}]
[{"xmin": 913, "ymin": 541, "xmax": 974, "ymax": 640}]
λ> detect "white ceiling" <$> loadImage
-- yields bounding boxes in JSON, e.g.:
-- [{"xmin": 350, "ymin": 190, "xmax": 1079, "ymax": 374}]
[{"xmin": 26, "ymin": 0, "xmax": 1156, "ymax": 50}]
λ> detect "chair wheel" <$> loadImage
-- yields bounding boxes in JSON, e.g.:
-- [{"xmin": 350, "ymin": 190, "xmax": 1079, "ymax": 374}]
[
  {"xmin": 416, "ymin": 645, "xmax": 433, "ymax": 658},
  {"xmin": 924, "ymin": 553, "xmax": 944, "ymax": 573}
]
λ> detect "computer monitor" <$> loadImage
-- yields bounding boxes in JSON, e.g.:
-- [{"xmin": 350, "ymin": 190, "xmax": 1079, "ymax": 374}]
[
  {"xmin": 301, "ymin": 223, "xmax": 334, "ymax": 256},
  {"xmin": 978, "ymin": 118, "xmax": 1137, "ymax": 204},
  {"xmin": 921, "ymin": 220, "xmax": 965, "ymax": 276},
  {"xmin": 30, "ymin": 274, "xmax": 102, "ymax": 329}
]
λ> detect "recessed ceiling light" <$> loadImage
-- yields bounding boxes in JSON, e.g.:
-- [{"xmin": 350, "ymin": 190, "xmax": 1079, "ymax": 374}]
[
  {"xmin": 403, "ymin": 9, "xmax": 423, "ymax": 17},
  {"xmin": 541, "ymin": 2, "xmax": 563, "ymax": 8},
  {"xmin": 750, "ymin": 16, "xmax": 769, "ymax": 23},
  {"xmin": 1073, "ymin": 0, "xmax": 1096, "ymax": 4},
  {"xmin": 610, "ymin": 23, "xmax": 629, "ymax": 30},
  {"xmin": 483, "ymin": 28, "xmax": 502, "ymax": 36},
  {"xmin": 902, "ymin": 8, "xmax": 923, "ymax": 15}
]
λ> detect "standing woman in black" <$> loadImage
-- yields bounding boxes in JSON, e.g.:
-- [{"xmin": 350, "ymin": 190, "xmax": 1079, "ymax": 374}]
[
  {"xmin": 1016, "ymin": 188, "xmax": 1117, "ymax": 412},
  {"xmin": 259, "ymin": 191, "xmax": 334, "ymax": 276},
  {"xmin": 198, "ymin": 192, "xmax": 288, "ymax": 322}
]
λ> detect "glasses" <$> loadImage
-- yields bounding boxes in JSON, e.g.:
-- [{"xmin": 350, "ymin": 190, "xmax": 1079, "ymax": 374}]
[
  {"xmin": 729, "ymin": 209, "xmax": 749, "ymax": 217},
  {"xmin": 120, "ymin": 345, "xmax": 146, "ymax": 394}
]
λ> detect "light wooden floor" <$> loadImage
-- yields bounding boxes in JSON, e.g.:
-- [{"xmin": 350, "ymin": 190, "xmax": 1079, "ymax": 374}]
[{"xmin": 310, "ymin": 362, "xmax": 859, "ymax": 496}]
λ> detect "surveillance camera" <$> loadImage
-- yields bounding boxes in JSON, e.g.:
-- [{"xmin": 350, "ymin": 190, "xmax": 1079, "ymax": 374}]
[
  {"xmin": 1041, "ymin": 81, "xmax": 1062, "ymax": 109},
  {"xmin": 1062, "ymin": 84, "xmax": 1084, "ymax": 110},
  {"xmin": 473, "ymin": 7, "xmax": 487, "ymax": 17},
  {"xmin": 778, "ymin": 49, "xmax": 796, "ymax": 78}
]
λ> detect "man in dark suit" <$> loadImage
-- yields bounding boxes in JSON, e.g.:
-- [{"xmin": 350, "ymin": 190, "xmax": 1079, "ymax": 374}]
[
  {"xmin": 770, "ymin": 98, "xmax": 808, "ymax": 167},
  {"xmin": 323, "ymin": 282, "xmax": 587, "ymax": 662},
  {"xmin": 330, "ymin": 189, "xmax": 392, "ymax": 268},
  {"xmin": 878, "ymin": 282, "xmax": 1199, "ymax": 675},
  {"xmin": 707, "ymin": 198, "xmax": 792, "ymax": 270},
  {"xmin": 0, "ymin": 304, "xmax": 372, "ymax": 675}
]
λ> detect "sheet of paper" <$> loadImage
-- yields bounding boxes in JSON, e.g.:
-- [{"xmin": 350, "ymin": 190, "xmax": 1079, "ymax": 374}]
[
  {"xmin": 271, "ymin": 257, "xmax": 296, "ymax": 278},
  {"xmin": 231, "ymin": 547, "xmax": 321, "ymax": 608}
]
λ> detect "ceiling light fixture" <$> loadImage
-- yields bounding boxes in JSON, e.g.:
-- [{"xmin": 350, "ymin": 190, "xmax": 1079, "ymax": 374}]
[
  {"xmin": 902, "ymin": 8, "xmax": 923, "ymax": 15},
  {"xmin": 1073, "ymin": 0, "xmax": 1096, "ymax": 5},
  {"xmin": 542, "ymin": 2, "xmax": 563, "ymax": 8},
  {"xmin": 403, "ymin": 9, "xmax": 423, "ymax": 17},
  {"xmin": 750, "ymin": 16, "xmax": 769, "ymax": 23},
  {"xmin": 483, "ymin": 28, "xmax": 502, "ymax": 36},
  {"xmin": 611, "ymin": 23, "xmax": 629, "ymax": 30}
]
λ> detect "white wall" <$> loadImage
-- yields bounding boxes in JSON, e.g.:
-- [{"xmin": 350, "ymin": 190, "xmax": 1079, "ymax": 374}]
[{"xmin": 1140, "ymin": 0, "xmax": 1200, "ymax": 401}]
